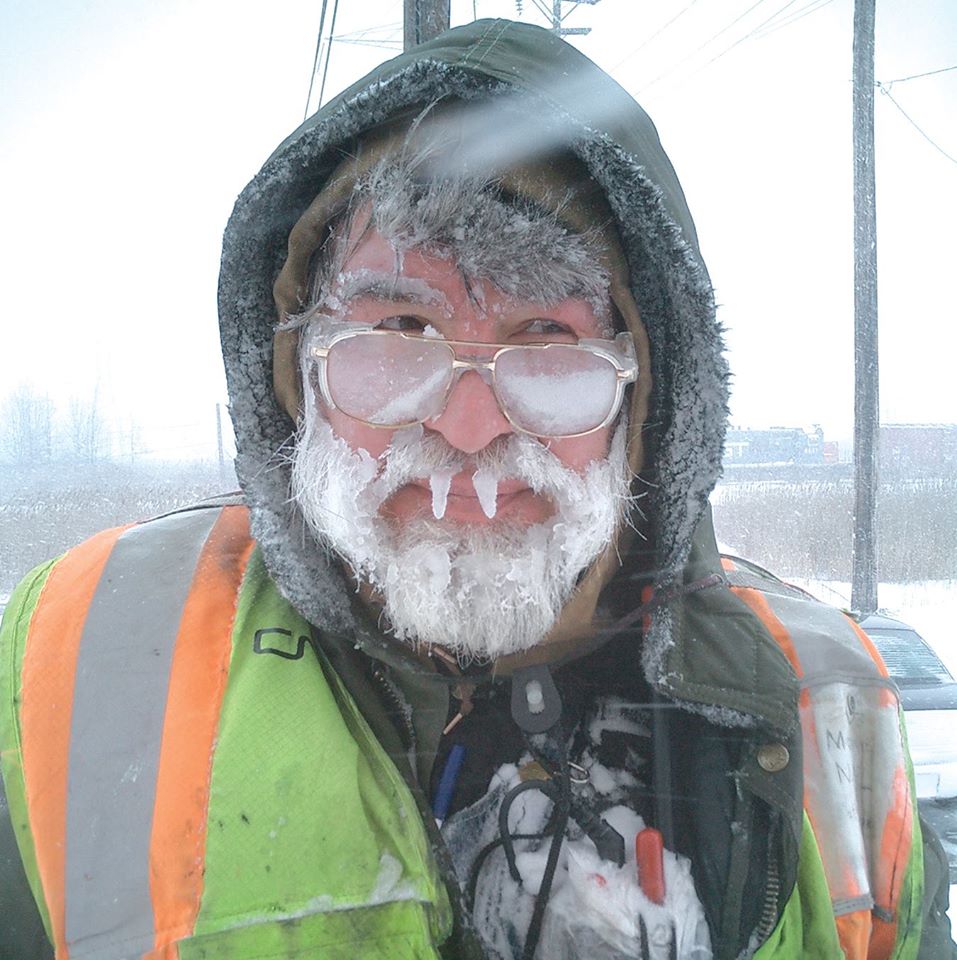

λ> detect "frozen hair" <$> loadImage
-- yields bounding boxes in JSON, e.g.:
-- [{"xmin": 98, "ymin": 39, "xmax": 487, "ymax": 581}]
[{"xmin": 285, "ymin": 143, "xmax": 614, "ymax": 331}]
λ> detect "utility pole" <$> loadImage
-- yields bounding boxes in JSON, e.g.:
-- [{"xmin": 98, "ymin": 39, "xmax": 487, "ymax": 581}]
[
  {"xmin": 547, "ymin": 0, "xmax": 601, "ymax": 37},
  {"xmin": 404, "ymin": 0, "xmax": 450, "ymax": 51},
  {"xmin": 851, "ymin": 0, "xmax": 879, "ymax": 615}
]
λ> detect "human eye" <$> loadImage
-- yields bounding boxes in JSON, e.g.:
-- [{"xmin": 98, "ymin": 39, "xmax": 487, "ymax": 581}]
[
  {"xmin": 517, "ymin": 318, "xmax": 577, "ymax": 341},
  {"xmin": 375, "ymin": 314, "xmax": 429, "ymax": 333}
]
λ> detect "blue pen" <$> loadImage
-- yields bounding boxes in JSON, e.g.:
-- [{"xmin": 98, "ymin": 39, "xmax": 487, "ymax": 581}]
[{"xmin": 432, "ymin": 744, "xmax": 467, "ymax": 824}]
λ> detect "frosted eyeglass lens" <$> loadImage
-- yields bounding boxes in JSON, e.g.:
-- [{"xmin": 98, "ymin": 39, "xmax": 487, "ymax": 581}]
[
  {"xmin": 495, "ymin": 346, "xmax": 618, "ymax": 435},
  {"xmin": 327, "ymin": 335, "xmax": 452, "ymax": 425}
]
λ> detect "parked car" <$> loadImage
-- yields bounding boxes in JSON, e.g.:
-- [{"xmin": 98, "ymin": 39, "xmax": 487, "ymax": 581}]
[{"xmin": 860, "ymin": 613, "xmax": 957, "ymax": 802}]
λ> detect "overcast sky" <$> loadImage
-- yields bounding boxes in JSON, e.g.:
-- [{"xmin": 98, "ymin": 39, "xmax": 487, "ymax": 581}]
[{"xmin": 2, "ymin": 0, "xmax": 955, "ymax": 459}]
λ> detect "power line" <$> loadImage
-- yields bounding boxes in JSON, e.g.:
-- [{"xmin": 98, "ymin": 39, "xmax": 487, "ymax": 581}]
[
  {"xmin": 639, "ymin": 0, "xmax": 832, "ymax": 99},
  {"xmin": 303, "ymin": 0, "xmax": 331, "ymax": 120},
  {"xmin": 752, "ymin": 0, "xmax": 835, "ymax": 41},
  {"xmin": 317, "ymin": 0, "xmax": 342, "ymax": 109},
  {"xmin": 636, "ymin": 0, "xmax": 773, "ymax": 95},
  {"xmin": 329, "ymin": 23, "xmax": 402, "ymax": 50},
  {"xmin": 877, "ymin": 82, "xmax": 957, "ymax": 167},
  {"xmin": 334, "ymin": 37, "xmax": 403, "ymax": 48},
  {"xmin": 336, "ymin": 22, "xmax": 402, "ymax": 40},
  {"xmin": 697, "ymin": 0, "xmax": 803, "ymax": 73},
  {"xmin": 884, "ymin": 63, "xmax": 957, "ymax": 86},
  {"xmin": 611, "ymin": 0, "xmax": 703, "ymax": 72}
]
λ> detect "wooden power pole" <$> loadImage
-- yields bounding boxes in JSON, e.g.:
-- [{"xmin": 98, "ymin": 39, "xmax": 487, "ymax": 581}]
[
  {"xmin": 404, "ymin": 0, "xmax": 450, "ymax": 51},
  {"xmin": 851, "ymin": 0, "xmax": 879, "ymax": 615},
  {"xmin": 547, "ymin": 0, "xmax": 601, "ymax": 37}
]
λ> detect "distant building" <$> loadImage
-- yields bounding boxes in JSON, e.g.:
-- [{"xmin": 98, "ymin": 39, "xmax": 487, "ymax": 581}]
[
  {"xmin": 724, "ymin": 425, "xmax": 825, "ymax": 466},
  {"xmin": 881, "ymin": 423, "xmax": 957, "ymax": 480}
]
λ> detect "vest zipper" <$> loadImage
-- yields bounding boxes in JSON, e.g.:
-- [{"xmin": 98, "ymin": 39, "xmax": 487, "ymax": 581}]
[{"xmin": 371, "ymin": 666, "xmax": 417, "ymax": 752}]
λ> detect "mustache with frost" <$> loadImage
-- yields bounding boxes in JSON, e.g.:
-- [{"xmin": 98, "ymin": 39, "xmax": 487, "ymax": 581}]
[{"xmin": 290, "ymin": 406, "xmax": 633, "ymax": 663}]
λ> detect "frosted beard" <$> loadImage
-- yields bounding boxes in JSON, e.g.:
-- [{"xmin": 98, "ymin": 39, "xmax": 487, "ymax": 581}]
[{"xmin": 291, "ymin": 396, "xmax": 632, "ymax": 663}]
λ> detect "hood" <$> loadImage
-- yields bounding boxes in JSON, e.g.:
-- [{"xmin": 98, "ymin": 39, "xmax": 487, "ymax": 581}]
[{"xmin": 218, "ymin": 19, "xmax": 798, "ymax": 734}]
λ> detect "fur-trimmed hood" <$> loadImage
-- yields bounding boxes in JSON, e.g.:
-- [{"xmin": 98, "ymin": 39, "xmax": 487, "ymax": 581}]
[{"xmin": 218, "ymin": 19, "xmax": 799, "ymax": 734}]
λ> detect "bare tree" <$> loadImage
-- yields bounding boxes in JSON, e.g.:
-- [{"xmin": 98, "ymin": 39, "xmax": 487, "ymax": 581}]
[
  {"xmin": 0, "ymin": 385, "xmax": 55, "ymax": 464},
  {"xmin": 124, "ymin": 416, "xmax": 142, "ymax": 465},
  {"xmin": 66, "ymin": 386, "xmax": 109, "ymax": 464}
]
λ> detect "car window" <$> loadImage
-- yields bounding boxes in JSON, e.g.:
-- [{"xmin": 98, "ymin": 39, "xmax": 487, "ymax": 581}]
[{"xmin": 865, "ymin": 628, "xmax": 953, "ymax": 685}]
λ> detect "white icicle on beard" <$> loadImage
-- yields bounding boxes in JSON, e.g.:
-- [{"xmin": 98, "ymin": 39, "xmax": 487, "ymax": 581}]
[{"xmin": 291, "ymin": 391, "xmax": 633, "ymax": 664}]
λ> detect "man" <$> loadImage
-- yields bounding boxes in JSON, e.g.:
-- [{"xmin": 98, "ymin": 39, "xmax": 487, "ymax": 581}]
[{"xmin": 1, "ymin": 18, "xmax": 953, "ymax": 960}]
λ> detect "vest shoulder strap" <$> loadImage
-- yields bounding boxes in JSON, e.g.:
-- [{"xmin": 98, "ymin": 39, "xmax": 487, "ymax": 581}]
[
  {"xmin": 722, "ymin": 556, "xmax": 921, "ymax": 960},
  {"xmin": 1, "ymin": 506, "xmax": 451, "ymax": 959}
]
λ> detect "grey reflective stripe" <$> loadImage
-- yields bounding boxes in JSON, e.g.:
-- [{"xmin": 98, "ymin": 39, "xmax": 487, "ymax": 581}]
[
  {"xmin": 833, "ymin": 893, "xmax": 876, "ymax": 916},
  {"xmin": 65, "ymin": 508, "xmax": 219, "ymax": 957},
  {"xmin": 725, "ymin": 569, "xmax": 888, "ymax": 684},
  {"xmin": 759, "ymin": 590, "xmax": 887, "ymax": 685}
]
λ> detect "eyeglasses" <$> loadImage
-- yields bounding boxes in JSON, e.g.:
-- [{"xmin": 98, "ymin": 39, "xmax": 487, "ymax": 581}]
[{"xmin": 305, "ymin": 322, "xmax": 637, "ymax": 438}]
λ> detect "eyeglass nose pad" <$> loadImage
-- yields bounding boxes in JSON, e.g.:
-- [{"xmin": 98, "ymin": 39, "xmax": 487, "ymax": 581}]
[{"xmin": 448, "ymin": 364, "xmax": 494, "ymax": 389}]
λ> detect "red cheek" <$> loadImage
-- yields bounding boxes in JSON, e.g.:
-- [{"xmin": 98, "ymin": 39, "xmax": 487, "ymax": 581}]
[
  {"xmin": 542, "ymin": 427, "xmax": 614, "ymax": 473},
  {"xmin": 322, "ymin": 404, "xmax": 395, "ymax": 460}
]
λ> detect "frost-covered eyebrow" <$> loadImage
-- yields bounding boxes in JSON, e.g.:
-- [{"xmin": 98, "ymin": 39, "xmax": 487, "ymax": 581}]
[{"xmin": 334, "ymin": 271, "xmax": 450, "ymax": 310}]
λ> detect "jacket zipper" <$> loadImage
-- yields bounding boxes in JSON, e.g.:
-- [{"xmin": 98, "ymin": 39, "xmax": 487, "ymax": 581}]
[{"xmin": 754, "ymin": 836, "xmax": 781, "ymax": 944}]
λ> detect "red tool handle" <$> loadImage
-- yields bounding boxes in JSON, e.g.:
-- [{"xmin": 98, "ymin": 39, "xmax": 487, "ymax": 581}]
[{"xmin": 636, "ymin": 827, "xmax": 666, "ymax": 904}]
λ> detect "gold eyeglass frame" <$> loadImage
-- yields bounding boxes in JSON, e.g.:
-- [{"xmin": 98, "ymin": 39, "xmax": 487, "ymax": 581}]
[{"xmin": 306, "ymin": 323, "xmax": 638, "ymax": 439}]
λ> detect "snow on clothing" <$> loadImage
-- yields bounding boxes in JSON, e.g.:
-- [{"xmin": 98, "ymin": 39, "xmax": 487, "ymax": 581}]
[{"xmin": 0, "ymin": 16, "xmax": 951, "ymax": 959}]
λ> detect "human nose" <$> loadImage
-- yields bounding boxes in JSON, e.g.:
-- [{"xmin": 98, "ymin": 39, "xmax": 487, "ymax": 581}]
[{"xmin": 425, "ymin": 370, "xmax": 513, "ymax": 453}]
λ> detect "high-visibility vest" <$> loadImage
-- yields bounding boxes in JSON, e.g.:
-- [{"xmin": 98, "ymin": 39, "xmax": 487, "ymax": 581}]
[
  {"xmin": 0, "ymin": 505, "xmax": 925, "ymax": 960},
  {"xmin": 724, "ymin": 558, "xmax": 923, "ymax": 960},
  {"xmin": 0, "ymin": 504, "xmax": 452, "ymax": 960}
]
